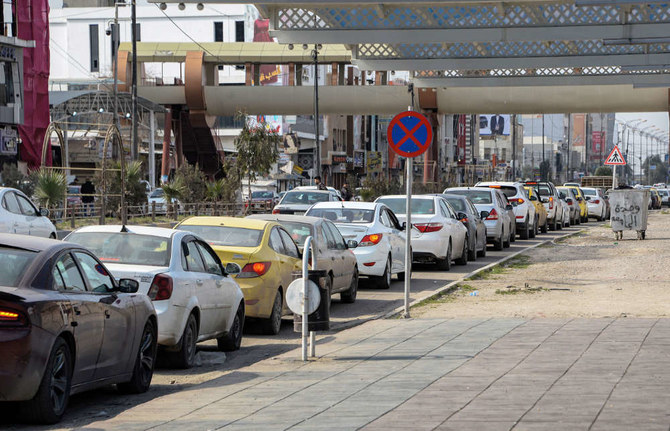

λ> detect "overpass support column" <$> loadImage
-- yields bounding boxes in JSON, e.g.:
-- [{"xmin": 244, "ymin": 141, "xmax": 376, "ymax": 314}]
[
  {"xmin": 331, "ymin": 63, "xmax": 338, "ymax": 86},
  {"xmin": 245, "ymin": 63, "xmax": 252, "ymax": 86},
  {"xmin": 289, "ymin": 63, "xmax": 295, "ymax": 86},
  {"xmin": 419, "ymin": 88, "xmax": 439, "ymax": 185}
]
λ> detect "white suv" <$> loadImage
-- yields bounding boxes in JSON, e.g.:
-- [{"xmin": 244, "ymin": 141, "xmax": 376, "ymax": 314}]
[{"xmin": 475, "ymin": 182, "xmax": 537, "ymax": 239}]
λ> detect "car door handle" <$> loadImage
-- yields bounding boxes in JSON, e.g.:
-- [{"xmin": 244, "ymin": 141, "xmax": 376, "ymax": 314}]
[
  {"xmin": 105, "ymin": 310, "xmax": 111, "ymax": 318},
  {"xmin": 196, "ymin": 279, "xmax": 204, "ymax": 285}
]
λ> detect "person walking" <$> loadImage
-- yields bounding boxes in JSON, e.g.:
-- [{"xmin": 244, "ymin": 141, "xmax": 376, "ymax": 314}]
[
  {"xmin": 81, "ymin": 178, "xmax": 95, "ymax": 216},
  {"xmin": 314, "ymin": 176, "xmax": 327, "ymax": 191},
  {"xmin": 340, "ymin": 183, "xmax": 352, "ymax": 201}
]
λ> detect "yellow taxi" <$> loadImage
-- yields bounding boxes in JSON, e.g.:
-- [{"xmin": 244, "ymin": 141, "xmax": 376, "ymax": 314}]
[
  {"xmin": 524, "ymin": 186, "xmax": 548, "ymax": 233},
  {"xmin": 565, "ymin": 186, "xmax": 589, "ymax": 222},
  {"xmin": 174, "ymin": 216, "xmax": 302, "ymax": 335},
  {"xmin": 650, "ymin": 188, "xmax": 662, "ymax": 209}
]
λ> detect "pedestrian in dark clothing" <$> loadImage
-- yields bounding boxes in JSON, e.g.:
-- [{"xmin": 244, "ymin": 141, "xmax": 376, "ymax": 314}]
[
  {"xmin": 81, "ymin": 179, "xmax": 95, "ymax": 216},
  {"xmin": 314, "ymin": 176, "xmax": 327, "ymax": 191},
  {"xmin": 340, "ymin": 183, "xmax": 352, "ymax": 201}
]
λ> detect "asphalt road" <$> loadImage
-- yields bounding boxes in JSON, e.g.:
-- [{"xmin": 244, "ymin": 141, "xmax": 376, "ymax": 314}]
[{"xmin": 3, "ymin": 223, "xmax": 587, "ymax": 429}]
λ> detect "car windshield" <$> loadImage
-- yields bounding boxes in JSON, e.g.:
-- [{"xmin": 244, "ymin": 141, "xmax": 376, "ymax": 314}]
[
  {"xmin": 377, "ymin": 198, "xmax": 435, "ymax": 215},
  {"xmin": 445, "ymin": 197, "xmax": 466, "ymax": 212},
  {"xmin": 537, "ymin": 185, "xmax": 552, "ymax": 196},
  {"xmin": 659, "ymin": 190, "xmax": 669, "ymax": 196},
  {"xmin": 66, "ymin": 232, "xmax": 170, "ymax": 266},
  {"xmin": 448, "ymin": 190, "xmax": 493, "ymax": 204},
  {"xmin": 177, "ymin": 225, "xmax": 263, "ymax": 247},
  {"xmin": 582, "ymin": 189, "xmax": 597, "ymax": 196},
  {"xmin": 149, "ymin": 189, "xmax": 164, "ymax": 198},
  {"xmin": 483, "ymin": 185, "xmax": 518, "ymax": 198},
  {"xmin": 282, "ymin": 191, "xmax": 330, "ymax": 205},
  {"xmin": 558, "ymin": 188, "xmax": 572, "ymax": 197},
  {"xmin": 0, "ymin": 247, "xmax": 36, "ymax": 287},
  {"xmin": 252, "ymin": 191, "xmax": 274, "ymax": 199},
  {"xmin": 276, "ymin": 222, "xmax": 313, "ymax": 246},
  {"xmin": 307, "ymin": 208, "xmax": 375, "ymax": 223}
]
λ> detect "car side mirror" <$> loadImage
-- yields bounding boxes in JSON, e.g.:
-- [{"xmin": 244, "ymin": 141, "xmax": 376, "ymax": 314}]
[
  {"xmin": 225, "ymin": 262, "xmax": 242, "ymax": 275},
  {"xmin": 541, "ymin": 197, "xmax": 549, "ymax": 203},
  {"xmin": 39, "ymin": 207, "xmax": 50, "ymax": 217},
  {"xmin": 457, "ymin": 212, "xmax": 468, "ymax": 221},
  {"xmin": 347, "ymin": 239, "xmax": 358, "ymax": 249},
  {"xmin": 480, "ymin": 210, "xmax": 489, "ymax": 219},
  {"xmin": 566, "ymin": 198, "xmax": 573, "ymax": 204},
  {"xmin": 530, "ymin": 195, "xmax": 537, "ymax": 201},
  {"xmin": 401, "ymin": 221, "xmax": 407, "ymax": 231},
  {"xmin": 118, "ymin": 278, "xmax": 139, "ymax": 293},
  {"xmin": 585, "ymin": 196, "xmax": 591, "ymax": 201},
  {"xmin": 506, "ymin": 204, "xmax": 514, "ymax": 211}
]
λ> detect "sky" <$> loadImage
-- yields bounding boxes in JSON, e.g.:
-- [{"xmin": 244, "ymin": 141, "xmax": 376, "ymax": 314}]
[{"xmin": 615, "ymin": 112, "xmax": 669, "ymax": 137}]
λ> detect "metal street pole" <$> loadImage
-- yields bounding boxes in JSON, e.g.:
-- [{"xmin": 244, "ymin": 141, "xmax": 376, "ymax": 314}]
[
  {"xmin": 112, "ymin": 2, "xmax": 127, "ymax": 226},
  {"xmin": 131, "ymin": 0, "xmax": 138, "ymax": 161},
  {"xmin": 312, "ymin": 45, "xmax": 321, "ymax": 179},
  {"xmin": 404, "ymin": 106, "xmax": 412, "ymax": 319}
]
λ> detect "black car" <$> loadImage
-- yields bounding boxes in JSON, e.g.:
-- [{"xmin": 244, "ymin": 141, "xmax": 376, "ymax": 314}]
[
  {"xmin": 0, "ymin": 234, "xmax": 157, "ymax": 424},
  {"xmin": 433, "ymin": 194, "xmax": 488, "ymax": 259}
]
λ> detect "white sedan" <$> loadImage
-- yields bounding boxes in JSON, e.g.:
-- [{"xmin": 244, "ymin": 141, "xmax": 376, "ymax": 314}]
[
  {"xmin": 375, "ymin": 195, "xmax": 468, "ymax": 270},
  {"xmin": 0, "ymin": 187, "xmax": 57, "ymax": 238},
  {"xmin": 65, "ymin": 225, "xmax": 245, "ymax": 368},
  {"xmin": 306, "ymin": 202, "xmax": 406, "ymax": 289}
]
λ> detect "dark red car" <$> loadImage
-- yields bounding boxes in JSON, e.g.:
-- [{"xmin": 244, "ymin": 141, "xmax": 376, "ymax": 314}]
[{"xmin": 0, "ymin": 234, "xmax": 158, "ymax": 424}]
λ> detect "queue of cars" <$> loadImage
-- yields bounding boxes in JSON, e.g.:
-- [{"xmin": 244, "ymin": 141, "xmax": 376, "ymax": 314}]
[{"xmin": 1, "ymin": 180, "xmax": 611, "ymax": 424}]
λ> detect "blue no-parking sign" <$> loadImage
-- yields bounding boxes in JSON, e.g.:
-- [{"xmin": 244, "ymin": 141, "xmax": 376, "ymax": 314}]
[{"xmin": 387, "ymin": 111, "xmax": 432, "ymax": 158}]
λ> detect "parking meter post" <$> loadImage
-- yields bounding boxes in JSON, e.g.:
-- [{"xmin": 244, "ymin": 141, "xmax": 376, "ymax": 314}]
[
  {"xmin": 302, "ymin": 236, "xmax": 312, "ymax": 362},
  {"xmin": 404, "ymin": 156, "xmax": 412, "ymax": 319}
]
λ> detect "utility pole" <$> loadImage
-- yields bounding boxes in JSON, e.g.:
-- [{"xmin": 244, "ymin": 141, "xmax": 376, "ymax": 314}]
[
  {"xmin": 567, "ymin": 113, "xmax": 572, "ymax": 181},
  {"xmin": 311, "ymin": 44, "xmax": 321, "ymax": 179},
  {"xmin": 511, "ymin": 114, "xmax": 516, "ymax": 180},
  {"xmin": 131, "ymin": 0, "xmax": 138, "ymax": 161}
]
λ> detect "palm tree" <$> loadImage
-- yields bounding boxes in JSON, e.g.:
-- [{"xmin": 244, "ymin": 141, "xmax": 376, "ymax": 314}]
[
  {"xmin": 34, "ymin": 168, "xmax": 67, "ymax": 216},
  {"xmin": 206, "ymin": 178, "xmax": 226, "ymax": 202},
  {"xmin": 161, "ymin": 176, "xmax": 186, "ymax": 220}
]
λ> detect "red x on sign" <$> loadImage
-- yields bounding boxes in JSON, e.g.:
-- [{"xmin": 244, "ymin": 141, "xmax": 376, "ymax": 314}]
[{"xmin": 387, "ymin": 111, "xmax": 432, "ymax": 158}]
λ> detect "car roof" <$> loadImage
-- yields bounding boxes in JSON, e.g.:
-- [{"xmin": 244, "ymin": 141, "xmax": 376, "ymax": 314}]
[
  {"xmin": 476, "ymin": 181, "xmax": 521, "ymax": 187},
  {"xmin": 179, "ymin": 216, "xmax": 272, "ymax": 230},
  {"xmin": 446, "ymin": 187, "xmax": 495, "ymax": 193},
  {"xmin": 72, "ymin": 225, "xmax": 178, "ymax": 238},
  {"xmin": 247, "ymin": 214, "xmax": 324, "ymax": 225},
  {"xmin": 376, "ymin": 195, "xmax": 435, "ymax": 200},
  {"xmin": 310, "ymin": 201, "xmax": 379, "ymax": 210},
  {"xmin": 0, "ymin": 233, "xmax": 67, "ymax": 252},
  {"xmin": 286, "ymin": 188, "xmax": 332, "ymax": 194}
]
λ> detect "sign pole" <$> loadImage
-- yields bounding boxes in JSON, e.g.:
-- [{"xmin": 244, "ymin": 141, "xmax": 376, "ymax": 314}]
[
  {"xmin": 612, "ymin": 165, "xmax": 617, "ymax": 190},
  {"xmin": 301, "ymin": 236, "xmax": 312, "ymax": 362},
  {"xmin": 404, "ymin": 105, "xmax": 413, "ymax": 319}
]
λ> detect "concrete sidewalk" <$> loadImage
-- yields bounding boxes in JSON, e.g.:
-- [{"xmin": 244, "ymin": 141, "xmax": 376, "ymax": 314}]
[{"xmin": 78, "ymin": 317, "xmax": 670, "ymax": 431}]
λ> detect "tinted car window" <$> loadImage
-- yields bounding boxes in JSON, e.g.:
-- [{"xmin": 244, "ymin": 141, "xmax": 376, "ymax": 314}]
[
  {"xmin": 281, "ymin": 191, "xmax": 330, "ymax": 205},
  {"xmin": 278, "ymin": 229, "xmax": 300, "ymax": 258},
  {"xmin": 67, "ymin": 232, "xmax": 170, "ymax": 267},
  {"xmin": 74, "ymin": 252, "xmax": 115, "ymax": 293},
  {"xmin": 269, "ymin": 228, "xmax": 285, "ymax": 254},
  {"xmin": 277, "ymin": 221, "xmax": 313, "ymax": 246},
  {"xmin": 196, "ymin": 242, "xmax": 223, "ymax": 276},
  {"xmin": 0, "ymin": 247, "xmax": 36, "ymax": 287},
  {"xmin": 448, "ymin": 190, "xmax": 493, "ymax": 204},
  {"xmin": 252, "ymin": 191, "xmax": 274, "ymax": 199},
  {"xmin": 324, "ymin": 222, "xmax": 346, "ymax": 250},
  {"xmin": 184, "ymin": 241, "xmax": 206, "ymax": 272},
  {"xmin": 306, "ymin": 208, "xmax": 374, "ymax": 223},
  {"xmin": 176, "ymin": 225, "xmax": 263, "ymax": 247},
  {"xmin": 446, "ymin": 197, "xmax": 466, "ymax": 212},
  {"xmin": 484, "ymin": 186, "xmax": 518, "ymax": 198},
  {"xmin": 149, "ymin": 189, "xmax": 164, "ymax": 198},
  {"xmin": 2, "ymin": 192, "xmax": 21, "ymax": 214},
  {"xmin": 54, "ymin": 253, "xmax": 86, "ymax": 292},
  {"xmin": 582, "ymin": 188, "xmax": 597, "ymax": 196}
]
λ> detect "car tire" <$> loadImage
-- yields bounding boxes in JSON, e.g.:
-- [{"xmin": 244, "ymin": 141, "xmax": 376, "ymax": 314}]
[
  {"xmin": 377, "ymin": 257, "xmax": 392, "ymax": 288},
  {"xmin": 510, "ymin": 224, "xmax": 516, "ymax": 242},
  {"xmin": 503, "ymin": 229, "xmax": 511, "ymax": 248},
  {"xmin": 118, "ymin": 320, "xmax": 157, "ymax": 394},
  {"xmin": 436, "ymin": 242, "xmax": 452, "ymax": 271},
  {"xmin": 340, "ymin": 268, "xmax": 358, "ymax": 303},
  {"xmin": 217, "ymin": 303, "xmax": 245, "ymax": 351},
  {"xmin": 477, "ymin": 240, "xmax": 487, "ymax": 257},
  {"xmin": 455, "ymin": 237, "xmax": 468, "ymax": 265},
  {"xmin": 551, "ymin": 216, "xmax": 558, "ymax": 231},
  {"xmin": 494, "ymin": 229, "xmax": 504, "ymax": 251},
  {"xmin": 468, "ymin": 235, "xmax": 477, "ymax": 261},
  {"xmin": 262, "ymin": 290, "xmax": 283, "ymax": 335},
  {"xmin": 170, "ymin": 314, "xmax": 198, "ymax": 369},
  {"xmin": 541, "ymin": 218, "xmax": 548, "ymax": 233},
  {"xmin": 22, "ymin": 337, "xmax": 72, "ymax": 424},
  {"xmin": 529, "ymin": 217, "xmax": 537, "ymax": 238},
  {"xmin": 520, "ymin": 218, "xmax": 530, "ymax": 239}
]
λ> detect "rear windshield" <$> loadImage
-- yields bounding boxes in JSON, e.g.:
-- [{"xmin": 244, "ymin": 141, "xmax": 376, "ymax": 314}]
[
  {"xmin": 306, "ymin": 208, "xmax": 374, "ymax": 223},
  {"xmin": 281, "ymin": 191, "xmax": 330, "ymax": 205},
  {"xmin": 275, "ymin": 221, "xmax": 313, "ymax": 246},
  {"xmin": 445, "ymin": 197, "xmax": 466, "ymax": 212},
  {"xmin": 557, "ymin": 188, "xmax": 572, "ymax": 197},
  {"xmin": 376, "ymin": 198, "xmax": 435, "ymax": 215},
  {"xmin": 149, "ymin": 189, "xmax": 164, "ymax": 198},
  {"xmin": 448, "ymin": 190, "xmax": 493, "ymax": 205},
  {"xmin": 537, "ymin": 185, "xmax": 552, "ymax": 196},
  {"xmin": 658, "ymin": 190, "xmax": 669, "ymax": 196},
  {"xmin": 0, "ymin": 247, "xmax": 36, "ymax": 287},
  {"xmin": 582, "ymin": 189, "xmax": 597, "ymax": 196},
  {"xmin": 177, "ymin": 225, "xmax": 263, "ymax": 247},
  {"xmin": 482, "ymin": 185, "xmax": 518, "ymax": 198},
  {"xmin": 252, "ymin": 191, "xmax": 274, "ymax": 199},
  {"xmin": 66, "ymin": 232, "xmax": 171, "ymax": 266}
]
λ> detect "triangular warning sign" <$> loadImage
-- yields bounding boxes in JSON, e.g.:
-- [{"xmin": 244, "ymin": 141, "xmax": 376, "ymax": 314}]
[{"xmin": 605, "ymin": 146, "xmax": 626, "ymax": 165}]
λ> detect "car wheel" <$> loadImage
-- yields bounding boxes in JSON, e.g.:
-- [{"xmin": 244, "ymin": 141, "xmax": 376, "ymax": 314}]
[
  {"xmin": 217, "ymin": 303, "xmax": 245, "ymax": 351},
  {"xmin": 170, "ymin": 314, "xmax": 198, "ymax": 369},
  {"xmin": 503, "ymin": 229, "xmax": 511, "ymax": 248},
  {"xmin": 377, "ymin": 257, "xmax": 392, "ymax": 289},
  {"xmin": 477, "ymin": 239, "xmax": 487, "ymax": 257},
  {"xmin": 529, "ymin": 217, "xmax": 537, "ymax": 238},
  {"xmin": 467, "ymin": 235, "xmax": 477, "ymax": 261},
  {"xmin": 455, "ymin": 237, "xmax": 468, "ymax": 265},
  {"xmin": 22, "ymin": 337, "xmax": 72, "ymax": 424},
  {"xmin": 340, "ymin": 268, "xmax": 358, "ymax": 303},
  {"xmin": 262, "ymin": 290, "xmax": 283, "ymax": 335},
  {"xmin": 520, "ymin": 218, "xmax": 530, "ymax": 239},
  {"xmin": 540, "ymin": 217, "xmax": 548, "ymax": 233},
  {"xmin": 509, "ymin": 224, "xmax": 516, "ymax": 242},
  {"xmin": 551, "ymin": 216, "xmax": 558, "ymax": 231},
  {"xmin": 118, "ymin": 320, "xmax": 157, "ymax": 393},
  {"xmin": 436, "ymin": 242, "xmax": 452, "ymax": 271},
  {"xmin": 494, "ymin": 229, "xmax": 504, "ymax": 251}
]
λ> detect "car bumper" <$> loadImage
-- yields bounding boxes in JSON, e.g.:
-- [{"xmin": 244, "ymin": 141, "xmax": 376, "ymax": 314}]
[
  {"xmin": 0, "ymin": 326, "xmax": 53, "ymax": 401},
  {"xmin": 484, "ymin": 221, "xmax": 502, "ymax": 240},
  {"xmin": 152, "ymin": 300, "xmax": 187, "ymax": 346},
  {"xmin": 587, "ymin": 203, "xmax": 603, "ymax": 216},
  {"xmin": 410, "ymin": 233, "xmax": 445, "ymax": 260},
  {"xmin": 234, "ymin": 276, "xmax": 277, "ymax": 319},
  {"xmin": 353, "ymin": 245, "xmax": 389, "ymax": 277}
]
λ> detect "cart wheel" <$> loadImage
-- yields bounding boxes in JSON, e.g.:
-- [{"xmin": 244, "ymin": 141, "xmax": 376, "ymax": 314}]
[{"xmin": 641, "ymin": 231, "xmax": 646, "ymax": 240}]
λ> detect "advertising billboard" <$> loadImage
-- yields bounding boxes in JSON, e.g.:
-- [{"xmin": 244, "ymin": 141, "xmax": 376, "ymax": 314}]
[
  {"xmin": 571, "ymin": 114, "xmax": 586, "ymax": 147},
  {"xmin": 479, "ymin": 114, "xmax": 511, "ymax": 136}
]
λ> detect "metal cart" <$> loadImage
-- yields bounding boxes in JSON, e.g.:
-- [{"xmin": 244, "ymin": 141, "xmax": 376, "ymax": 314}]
[{"xmin": 608, "ymin": 189, "xmax": 649, "ymax": 240}]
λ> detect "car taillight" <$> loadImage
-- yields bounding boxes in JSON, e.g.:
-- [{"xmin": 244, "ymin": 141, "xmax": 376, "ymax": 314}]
[
  {"xmin": 414, "ymin": 223, "xmax": 443, "ymax": 233},
  {"xmin": 148, "ymin": 274, "xmax": 173, "ymax": 301},
  {"xmin": 486, "ymin": 209, "xmax": 499, "ymax": 220},
  {"xmin": 238, "ymin": 262, "xmax": 272, "ymax": 278},
  {"xmin": 593, "ymin": 199, "xmax": 600, "ymax": 204},
  {"xmin": 460, "ymin": 217, "xmax": 468, "ymax": 224},
  {"xmin": 567, "ymin": 200, "xmax": 573, "ymax": 206},
  {"xmin": 549, "ymin": 196, "xmax": 554, "ymax": 210},
  {"xmin": 510, "ymin": 198, "xmax": 525, "ymax": 205},
  {"xmin": 272, "ymin": 208, "xmax": 280, "ymax": 214},
  {"xmin": 0, "ymin": 307, "xmax": 28, "ymax": 327},
  {"xmin": 359, "ymin": 233, "xmax": 383, "ymax": 246}
]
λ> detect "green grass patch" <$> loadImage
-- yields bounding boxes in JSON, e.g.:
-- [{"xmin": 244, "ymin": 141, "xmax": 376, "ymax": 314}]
[
  {"xmin": 466, "ymin": 255, "xmax": 532, "ymax": 280},
  {"xmin": 495, "ymin": 283, "xmax": 546, "ymax": 295}
]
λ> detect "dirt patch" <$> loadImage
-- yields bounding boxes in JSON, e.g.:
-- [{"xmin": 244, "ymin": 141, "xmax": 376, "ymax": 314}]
[{"xmin": 414, "ymin": 212, "xmax": 670, "ymax": 319}]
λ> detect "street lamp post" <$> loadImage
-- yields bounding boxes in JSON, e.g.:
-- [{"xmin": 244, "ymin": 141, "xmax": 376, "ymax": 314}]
[
  {"xmin": 110, "ymin": 1, "xmax": 127, "ymax": 225},
  {"xmin": 311, "ymin": 44, "xmax": 322, "ymax": 180}
]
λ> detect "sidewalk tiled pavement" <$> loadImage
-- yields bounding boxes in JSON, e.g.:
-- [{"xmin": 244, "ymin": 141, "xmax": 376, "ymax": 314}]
[{"xmin": 80, "ymin": 318, "xmax": 670, "ymax": 431}]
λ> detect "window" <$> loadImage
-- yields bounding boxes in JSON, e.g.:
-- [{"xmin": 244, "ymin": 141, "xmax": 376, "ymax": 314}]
[
  {"xmin": 269, "ymin": 228, "xmax": 285, "ymax": 254},
  {"xmin": 54, "ymin": 254, "xmax": 86, "ymax": 292},
  {"xmin": 175, "ymin": 225, "xmax": 263, "ymax": 247},
  {"xmin": 380, "ymin": 210, "xmax": 392, "ymax": 228},
  {"xmin": 0, "ymin": 247, "xmax": 36, "ymax": 287},
  {"xmin": 2, "ymin": 192, "xmax": 20, "ymax": 214},
  {"xmin": 235, "ymin": 20, "xmax": 245, "ymax": 42},
  {"xmin": 214, "ymin": 22, "xmax": 223, "ymax": 42},
  {"xmin": 89, "ymin": 24, "xmax": 99, "ymax": 72},
  {"xmin": 321, "ymin": 225, "xmax": 337, "ymax": 249},
  {"xmin": 74, "ymin": 252, "xmax": 114, "ymax": 293},
  {"xmin": 196, "ymin": 242, "xmax": 223, "ymax": 276},
  {"xmin": 184, "ymin": 241, "xmax": 206, "ymax": 272},
  {"xmin": 442, "ymin": 201, "xmax": 457, "ymax": 219},
  {"xmin": 66, "ymin": 232, "xmax": 170, "ymax": 267},
  {"xmin": 15, "ymin": 194, "xmax": 37, "ymax": 216},
  {"xmin": 278, "ymin": 229, "xmax": 300, "ymax": 258},
  {"xmin": 324, "ymin": 222, "xmax": 346, "ymax": 250}
]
